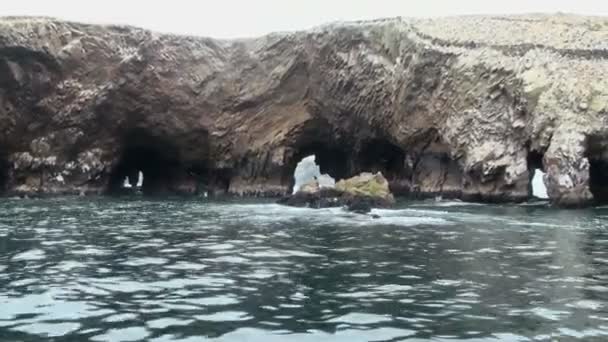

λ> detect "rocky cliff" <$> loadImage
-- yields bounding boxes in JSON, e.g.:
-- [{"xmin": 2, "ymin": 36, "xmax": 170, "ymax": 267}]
[{"xmin": 1, "ymin": 14, "xmax": 608, "ymax": 206}]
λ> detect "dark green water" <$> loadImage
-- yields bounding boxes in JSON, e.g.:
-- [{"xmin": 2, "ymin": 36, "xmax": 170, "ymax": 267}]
[{"xmin": 1, "ymin": 197, "xmax": 608, "ymax": 341}]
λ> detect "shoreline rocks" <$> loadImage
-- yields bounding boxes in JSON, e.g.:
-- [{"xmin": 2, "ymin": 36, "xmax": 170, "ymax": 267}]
[{"xmin": 278, "ymin": 172, "xmax": 395, "ymax": 213}]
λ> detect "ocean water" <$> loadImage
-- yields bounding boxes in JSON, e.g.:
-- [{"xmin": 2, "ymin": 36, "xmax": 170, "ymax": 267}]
[{"xmin": 0, "ymin": 197, "xmax": 607, "ymax": 341}]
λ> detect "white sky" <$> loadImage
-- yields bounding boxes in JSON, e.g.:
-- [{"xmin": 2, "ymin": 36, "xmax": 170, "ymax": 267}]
[{"xmin": 1, "ymin": 0, "xmax": 607, "ymax": 38}]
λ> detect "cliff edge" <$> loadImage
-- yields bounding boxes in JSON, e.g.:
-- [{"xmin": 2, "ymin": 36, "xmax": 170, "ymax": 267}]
[{"xmin": 1, "ymin": 14, "xmax": 608, "ymax": 206}]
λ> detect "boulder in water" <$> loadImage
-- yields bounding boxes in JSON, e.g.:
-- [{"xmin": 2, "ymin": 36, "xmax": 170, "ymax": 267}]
[
  {"xmin": 335, "ymin": 172, "xmax": 394, "ymax": 202},
  {"xmin": 279, "ymin": 172, "xmax": 395, "ymax": 213}
]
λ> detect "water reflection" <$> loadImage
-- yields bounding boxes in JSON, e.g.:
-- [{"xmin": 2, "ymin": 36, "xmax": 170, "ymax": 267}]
[{"xmin": 0, "ymin": 197, "xmax": 607, "ymax": 341}]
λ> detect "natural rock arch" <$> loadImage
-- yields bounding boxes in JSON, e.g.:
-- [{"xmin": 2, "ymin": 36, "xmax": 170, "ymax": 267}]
[
  {"xmin": 527, "ymin": 150, "xmax": 548, "ymax": 199},
  {"xmin": 107, "ymin": 131, "xmax": 183, "ymax": 195},
  {"xmin": 282, "ymin": 142, "xmax": 351, "ymax": 190}
]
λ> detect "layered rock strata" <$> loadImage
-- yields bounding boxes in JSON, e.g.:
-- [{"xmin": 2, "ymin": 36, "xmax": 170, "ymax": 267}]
[{"xmin": 1, "ymin": 15, "xmax": 608, "ymax": 206}]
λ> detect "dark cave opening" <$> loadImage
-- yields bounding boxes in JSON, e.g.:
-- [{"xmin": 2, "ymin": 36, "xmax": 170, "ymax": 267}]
[
  {"xmin": 357, "ymin": 139, "xmax": 409, "ymax": 195},
  {"xmin": 0, "ymin": 154, "xmax": 8, "ymax": 194},
  {"xmin": 108, "ymin": 133, "xmax": 181, "ymax": 196},
  {"xmin": 208, "ymin": 168, "xmax": 232, "ymax": 195},
  {"xmin": 527, "ymin": 151, "xmax": 544, "ymax": 171},
  {"xmin": 357, "ymin": 139, "xmax": 406, "ymax": 180},
  {"xmin": 282, "ymin": 142, "xmax": 350, "ymax": 189},
  {"xmin": 589, "ymin": 158, "xmax": 608, "ymax": 204},
  {"xmin": 585, "ymin": 136, "xmax": 608, "ymax": 205},
  {"xmin": 187, "ymin": 166, "xmax": 232, "ymax": 196}
]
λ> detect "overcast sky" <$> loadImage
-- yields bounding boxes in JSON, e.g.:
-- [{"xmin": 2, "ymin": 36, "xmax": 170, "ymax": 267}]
[{"xmin": 2, "ymin": 0, "xmax": 607, "ymax": 38}]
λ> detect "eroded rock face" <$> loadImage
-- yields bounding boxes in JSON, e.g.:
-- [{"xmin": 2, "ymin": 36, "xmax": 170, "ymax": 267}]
[{"xmin": 1, "ymin": 15, "xmax": 608, "ymax": 206}]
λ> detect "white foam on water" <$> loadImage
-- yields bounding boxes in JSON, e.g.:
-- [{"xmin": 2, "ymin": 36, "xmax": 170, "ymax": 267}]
[
  {"xmin": 507, "ymin": 221, "xmax": 574, "ymax": 229},
  {"xmin": 372, "ymin": 208, "xmax": 451, "ymax": 216},
  {"xmin": 557, "ymin": 327, "xmax": 608, "ymax": 339},
  {"xmin": 567, "ymin": 300, "xmax": 603, "ymax": 310},
  {"xmin": 165, "ymin": 262, "xmax": 207, "ymax": 271},
  {"xmin": 350, "ymin": 273, "xmax": 372, "ymax": 278},
  {"xmin": 519, "ymin": 200, "xmax": 550, "ymax": 207},
  {"xmin": 9, "ymin": 278, "xmax": 37, "ymax": 287},
  {"xmin": 121, "ymin": 257, "xmax": 167, "ymax": 266},
  {"xmin": 91, "ymin": 327, "xmax": 149, "ymax": 342},
  {"xmin": 209, "ymin": 256, "xmax": 250, "ymax": 263},
  {"xmin": 433, "ymin": 279, "xmax": 463, "ymax": 286},
  {"xmin": 476, "ymin": 248, "xmax": 501, "ymax": 254},
  {"xmin": 12, "ymin": 249, "xmax": 46, "ymax": 261},
  {"xmin": 431, "ymin": 201, "xmax": 487, "ymax": 207},
  {"xmin": 241, "ymin": 250, "xmax": 323, "ymax": 259},
  {"xmin": 595, "ymin": 258, "xmax": 608, "ymax": 264},
  {"xmin": 11, "ymin": 322, "xmax": 81, "ymax": 337},
  {"xmin": 147, "ymin": 318, "xmax": 193, "ymax": 329},
  {"xmin": 200, "ymin": 243, "xmax": 236, "ymax": 251},
  {"xmin": 71, "ymin": 247, "xmax": 110, "ymax": 256},
  {"xmin": 103, "ymin": 313, "xmax": 138, "ymax": 323},
  {"xmin": 327, "ymin": 312, "xmax": 393, "ymax": 324},
  {"xmin": 194, "ymin": 311, "xmax": 251, "ymax": 322},
  {"xmin": 374, "ymin": 284, "xmax": 414, "ymax": 292},
  {"xmin": 211, "ymin": 327, "xmax": 415, "ymax": 342},
  {"xmin": 209, "ymin": 203, "xmax": 455, "ymax": 228},
  {"xmin": 518, "ymin": 251, "xmax": 553, "ymax": 257},
  {"xmin": 530, "ymin": 307, "xmax": 571, "ymax": 321},
  {"xmin": 183, "ymin": 295, "xmax": 240, "ymax": 306}
]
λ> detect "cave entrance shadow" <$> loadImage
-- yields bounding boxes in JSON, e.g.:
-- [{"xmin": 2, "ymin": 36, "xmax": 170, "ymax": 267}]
[
  {"xmin": 357, "ymin": 139, "xmax": 407, "ymax": 194},
  {"xmin": 358, "ymin": 139, "xmax": 405, "ymax": 179},
  {"xmin": 0, "ymin": 154, "xmax": 8, "ymax": 194},
  {"xmin": 585, "ymin": 136, "xmax": 608, "ymax": 205},
  {"xmin": 589, "ymin": 158, "xmax": 608, "ymax": 205},
  {"xmin": 282, "ymin": 142, "xmax": 350, "ymax": 190},
  {"xmin": 108, "ymin": 132, "xmax": 181, "ymax": 196}
]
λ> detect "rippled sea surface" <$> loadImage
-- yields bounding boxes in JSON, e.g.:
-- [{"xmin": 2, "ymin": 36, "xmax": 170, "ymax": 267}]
[{"xmin": 1, "ymin": 197, "xmax": 608, "ymax": 341}]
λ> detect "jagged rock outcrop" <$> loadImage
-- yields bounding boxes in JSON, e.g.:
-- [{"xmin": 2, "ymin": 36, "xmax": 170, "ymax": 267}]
[
  {"xmin": 292, "ymin": 155, "xmax": 335, "ymax": 194},
  {"xmin": 1, "ymin": 15, "xmax": 608, "ymax": 206},
  {"xmin": 279, "ymin": 172, "xmax": 395, "ymax": 212}
]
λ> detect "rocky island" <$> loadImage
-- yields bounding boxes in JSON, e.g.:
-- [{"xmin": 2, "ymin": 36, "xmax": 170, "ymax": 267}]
[
  {"xmin": 278, "ymin": 155, "xmax": 395, "ymax": 212},
  {"xmin": 1, "ymin": 14, "xmax": 608, "ymax": 207}
]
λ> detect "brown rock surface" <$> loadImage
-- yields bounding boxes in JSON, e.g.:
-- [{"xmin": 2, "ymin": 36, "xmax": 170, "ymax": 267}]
[
  {"xmin": 279, "ymin": 172, "xmax": 395, "ymax": 212},
  {"xmin": 1, "ymin": 15, "xmax": 608, "ymax": 206}
]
